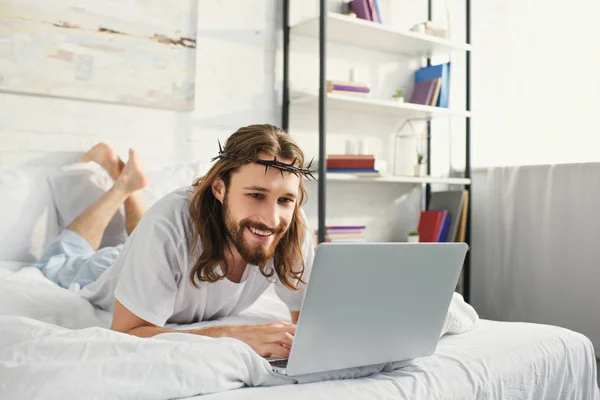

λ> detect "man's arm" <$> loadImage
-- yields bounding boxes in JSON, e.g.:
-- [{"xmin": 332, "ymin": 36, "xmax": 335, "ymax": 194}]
[
  {"xmin": 111, "ymin": 300, "xmax": 230, "ymax": 338},
  {"xmin": 290, "ymin": 311, "xmax": 300, "ymax": 325},
  {"xmin": 111, "ymin": 300, "xmax": 224, "ymax": 336},
  {"xmin": 112, "ymin": 300, "xmax": 296, "ymax": 357}
]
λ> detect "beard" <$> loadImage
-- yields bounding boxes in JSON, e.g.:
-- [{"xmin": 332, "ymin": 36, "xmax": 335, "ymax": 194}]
[{"xmin": 223, "ymin": 195, "xmax": 287, "ymax": 266}]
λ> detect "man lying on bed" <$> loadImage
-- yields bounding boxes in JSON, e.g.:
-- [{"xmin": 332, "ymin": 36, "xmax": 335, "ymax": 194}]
[{"xmin": 35, "ymin": 124, "xmax": 316, "ymax": 359}]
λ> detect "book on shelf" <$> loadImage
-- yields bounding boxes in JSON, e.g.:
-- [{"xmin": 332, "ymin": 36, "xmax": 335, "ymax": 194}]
[
  {"xmin": 316, "ymin": 225, "xmax": 367, "ymax": 243},
  {"xmin": 372, "ymin": 0, "xmax": 382, "ymax": 22},
  {"xmin": 328, "ymin": 80, "xmax": 369, "ymax": 89},
  {"xmin": 327, "ymin": 81, "xmax": 370, "ymax": 94},
  {"xmin": 327, "ymin": 238, "xmax": 366, "ymax": 243},
  {"xmin": 428, "ymin": 190, "xmax": 466, "ymax": 242},
  {"xmin": 328, "ymin": 154, "xmax": 375, "ymax": 159},
  {"xmin": 325, "ymin": 233, "xmax": 365, "ymax": 239},
  {"xmin": 328, "ymin": 90, "xmax": 369, "ymax": 97},
  {"xmin": 417, "ymin": 190, "xmax": 470, "ymax": 243},
  {"xmin": 409, "ymin": 79, "xmax": 438, "ymax": 105},
  {"xmin": 348, "ymin": 0, "xmax": 382, "ymax": 23},
  {"xmin": 349, "ymin": 0, "xmax": 371, "ymax": 22},
  {"xmin": 437, "ymin": 212, "xmax": 451, "ymax": 242},
  {"xmin": 454, "ymin": 190, "xmax": 470, "ymax": 242},
  {"xmin": 325, "ymin": 154, "xmax": 380, "ymax": 176},
  {"xmin": 415, "ymin": 63, "xmax": 451, "ymax": 108},
  {"xmin": 327, "ymin": 169, "xmax": 382, "ymax": 177},
  {"xmin": 429, "ymin": 78, "xmax": 442, "ymax": 106},
  {"xmin": 326, "ymin": 225, "xmax": 366, "ymax": 230},
  {"xmin": 367, "ymin": 0, "xmax": 379, "ymax": 23},
  {"xmin": 417, "ymin": 210, "xmax": 444, "ymax": 242},
  {"xmin": 327, "ymin": 156, "xmax": 375, "ymax": 170}
]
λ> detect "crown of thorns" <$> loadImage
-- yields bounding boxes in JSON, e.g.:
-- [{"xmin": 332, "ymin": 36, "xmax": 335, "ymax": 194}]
[{"xmin": 211, "ymin": 140, "xmax": 317, "ymax": 180}]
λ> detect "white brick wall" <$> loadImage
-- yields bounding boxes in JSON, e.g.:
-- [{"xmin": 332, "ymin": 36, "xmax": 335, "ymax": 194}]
[{"xmin": 0, "ymin": 0, "xmax": 283, "ymax": 170}]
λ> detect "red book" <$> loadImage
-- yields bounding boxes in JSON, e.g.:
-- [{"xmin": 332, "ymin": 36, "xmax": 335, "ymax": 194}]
[
  {"xmin": 327, "ymin": 158, "xmax": 376, "ymax": 170},
  {"xmin": 417, "ymin": 210, "xmax": 444, "ymax": 242}
]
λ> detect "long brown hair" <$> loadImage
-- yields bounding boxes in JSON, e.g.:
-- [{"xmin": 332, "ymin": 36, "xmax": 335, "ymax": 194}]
[{"xmin": 189, "ymin": 124, "xmax": 309, "ymax": 289}]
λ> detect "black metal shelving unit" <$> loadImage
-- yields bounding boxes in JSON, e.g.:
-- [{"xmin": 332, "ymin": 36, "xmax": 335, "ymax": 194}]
[{"xmin": 282, "ymin": 0, "xmax": 472, "ymax": 302}]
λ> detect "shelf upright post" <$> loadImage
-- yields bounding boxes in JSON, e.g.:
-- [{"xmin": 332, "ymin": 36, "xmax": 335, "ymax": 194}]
[
  {"xmin": 424, "ymin": 0, "xmax": 433, "ymax": 210},
  {"xmin": 463, "ymin": 0, "xmax": 472, "ymax": 303},
  {"xmin": 317, "ymin": 0, "xmax": 327, "ymax": 244},
  {"xmin": 282, "ymin": 0, "xmax": 290, "ymax": 131}
]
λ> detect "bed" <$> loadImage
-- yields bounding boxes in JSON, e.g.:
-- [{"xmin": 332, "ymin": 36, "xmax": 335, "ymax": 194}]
[
  {"xmin": 0, "ymin": 165, "xmax": 598, "ymax": 399},
  {"xmin": 0, "ymin": 262, "xmax": 597, "ymax": 400}
]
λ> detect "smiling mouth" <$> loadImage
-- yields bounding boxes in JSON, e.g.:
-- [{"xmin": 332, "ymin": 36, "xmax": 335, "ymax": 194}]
[{"xmin": 248, "ymin": 226, "xmax": 273, "ymax": 238}]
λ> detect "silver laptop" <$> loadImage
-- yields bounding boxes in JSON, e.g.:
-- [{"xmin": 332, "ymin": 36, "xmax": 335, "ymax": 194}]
[{"xmin": 269, "ymin": 242, "xmax": 468, "ymax": 376}]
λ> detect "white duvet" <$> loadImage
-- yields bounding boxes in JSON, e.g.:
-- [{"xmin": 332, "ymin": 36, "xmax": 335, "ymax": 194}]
[{"xmin": 0, "ymin": 264, "xmax": 597, "ymax": 400}]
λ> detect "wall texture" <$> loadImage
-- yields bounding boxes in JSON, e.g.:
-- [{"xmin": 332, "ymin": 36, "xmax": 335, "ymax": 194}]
[{"xmin": 0, "ymin": 1, "xmax": 281, "ymax": 170}]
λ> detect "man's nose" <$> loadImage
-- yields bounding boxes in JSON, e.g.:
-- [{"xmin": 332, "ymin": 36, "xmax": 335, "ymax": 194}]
[{"xmin": 261, "ymin": 202, "xmax": 279, "ymax": 229}]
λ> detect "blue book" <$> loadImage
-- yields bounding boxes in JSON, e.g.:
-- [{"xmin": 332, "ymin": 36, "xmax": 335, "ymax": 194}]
[
  {"xmin": 373, "ymin": 0, "xmax": 382, "ymax": 23},
  {"xmin": 433, "ymin": 210, "xmax": 447, "ymax": 241},
  {"xmin": 439, "ymin": 214, "xmax": 451, "ymax": 242},
  {"xmin": 415, "ymin": 63, "xmax": 451, "ymax": 108}
]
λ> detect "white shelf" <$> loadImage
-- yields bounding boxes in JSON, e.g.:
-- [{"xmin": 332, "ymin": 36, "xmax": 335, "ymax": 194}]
[
  {"xmin": 291, "ymin": 13, "xmax": 471, "ymax": 57},
  {"xmin": 292, "ymin": 92, "xmax": 471, "ymax": 119},
  {"xmin": 309, "ymin": 173, "xmax": 471, "ymax": 185}
]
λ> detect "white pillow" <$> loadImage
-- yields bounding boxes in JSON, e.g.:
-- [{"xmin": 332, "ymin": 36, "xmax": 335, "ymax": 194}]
[
  {"xmin": 48, "ymin": 161, "xmax": 211, "ymax": 249},
  {"xmin": 0, "ymin": 166, "xmax": 61, "ymax": 262},
  {"xmin": 142, "ymin": 160, "xmax": 210, "ymax": 206}
]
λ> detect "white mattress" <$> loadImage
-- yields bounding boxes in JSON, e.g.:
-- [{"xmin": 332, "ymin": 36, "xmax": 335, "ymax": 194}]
[
  {"xmin": 1, "ymin": 262, "xmax": 598, "ymax": 400},
  {"xmin": 198, "ymin": 319, "xmax": 599, "ymax": 400}
]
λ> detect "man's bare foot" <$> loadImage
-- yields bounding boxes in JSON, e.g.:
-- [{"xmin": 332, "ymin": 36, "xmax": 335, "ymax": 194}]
[
  {"xmin": 114, "ymin": 149, "xmax": 149, "ymax": 194},
  {"xmin": 82, "ymin": 143, "xmax": 123, "ymax": 181}
]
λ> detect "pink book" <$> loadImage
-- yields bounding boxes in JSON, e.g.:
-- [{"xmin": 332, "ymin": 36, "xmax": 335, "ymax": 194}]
[{"xmin": 367, "ymin": 0, "xmax": 379, "ymax": 22}]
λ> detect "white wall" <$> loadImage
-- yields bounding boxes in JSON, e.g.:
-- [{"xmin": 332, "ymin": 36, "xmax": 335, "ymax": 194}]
[
  {"xmin": 0, "ymin": 0, "xmax": 280, "ymax": 170},
  {"xmin": 472, "ymin": 0, "xmax": 600, "ymax": 167}
]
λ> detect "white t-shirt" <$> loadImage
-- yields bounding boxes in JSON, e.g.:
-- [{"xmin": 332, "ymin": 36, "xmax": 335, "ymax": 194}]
[{"xmin": 80, "ymin": 186, "xmax": 315, "ymax": 327}]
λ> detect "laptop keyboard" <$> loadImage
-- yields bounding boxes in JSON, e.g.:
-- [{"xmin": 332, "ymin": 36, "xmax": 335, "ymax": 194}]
[{"xmin": 269, "ymin": 359, "xmax": 288, "ymax": 368}]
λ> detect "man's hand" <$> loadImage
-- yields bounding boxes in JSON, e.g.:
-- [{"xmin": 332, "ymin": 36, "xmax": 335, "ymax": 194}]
[
  {"xmin": 220, "ymin": 321, "xmax": 296, "ymax": 358},
  {"xmin": 113, "ymin": 300, "xmax": 296, "ymax": 357}
]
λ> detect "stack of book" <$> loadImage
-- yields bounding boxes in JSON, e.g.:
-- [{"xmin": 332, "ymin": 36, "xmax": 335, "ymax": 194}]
[
  {"xmin": 417, "ymin": 190, "xmax": 469, "ymax": 242},
  {"xmin": 318, "ymin": 226, "xmax": 367, "ymax": 243},
  {"xmin": 326, "ymin": 154, "xmax": 381, "ymax": 177},
  {"xmin": 348, "ymin": 0, "xmax": 382, "ymax": 23},
  {"xmin": 326, "ymin": 80, "xmax": 370, "ymax": 97},
  {"xmin": 409, "ymin": 63, "xmax": 451, "ymax": 107}
]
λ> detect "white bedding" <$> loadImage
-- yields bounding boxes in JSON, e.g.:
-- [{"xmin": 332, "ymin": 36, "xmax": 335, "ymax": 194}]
[{"xmin": 0, "ymin": 263, "xmax": 598, "ymax": 400}]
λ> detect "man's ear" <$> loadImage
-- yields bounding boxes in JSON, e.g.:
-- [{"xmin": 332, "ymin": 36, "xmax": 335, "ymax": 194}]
[{"xmin": 212, "ymin": 178, "xmax": 225, "ymax": 204}]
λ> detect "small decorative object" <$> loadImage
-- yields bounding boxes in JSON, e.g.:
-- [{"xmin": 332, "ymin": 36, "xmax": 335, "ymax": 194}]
[
  {"xmin": 342, "ymin": 0, "xmax": 357, "ymax": 17},
  {"xmin": 410, "ymin": 22, "xmax": 426, "ymax": 34},
  {"xmin": 407, "ymin": 231, "xmax": 420, "ymax": 243},
  {"xmin": 357, "ymin": 138, "xmax": 369, "ymax": 155},
  {"xmin": 414, "ymin": 151, "xmax": 427, "ymax": 177},
  {"xmin": 345, "ymin": 139, "xmax": 357, "ymax": 155},
  {"xmin": 392, "ymin": 89, "xmax": 404, "ymax": 103},
  {"xmin": 410, "ymin": 21, "xmax": 448, "ymax": 38},
  {"xmin": 349, "ymin": 68, "xmax": 359, "ymax": 83}
]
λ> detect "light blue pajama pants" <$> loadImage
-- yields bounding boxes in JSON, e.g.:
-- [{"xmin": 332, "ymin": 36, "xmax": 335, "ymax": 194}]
[{"xmin": 35, "ymin": 229, "xmax": 123, "ymax": 289}]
